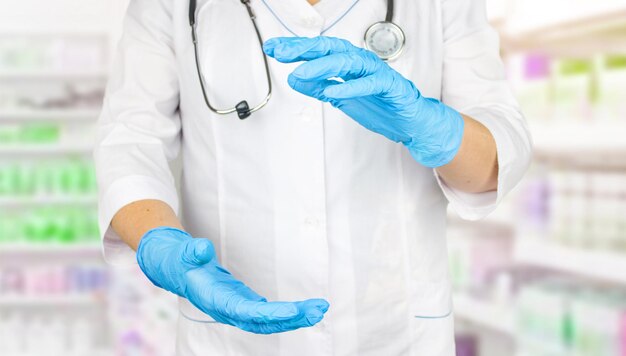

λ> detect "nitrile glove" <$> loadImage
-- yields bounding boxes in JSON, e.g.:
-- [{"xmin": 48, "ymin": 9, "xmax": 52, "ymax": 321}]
[
  {"xmin": 136, "ymin": 227, "xmax": 329, "ymax": 334},
  {"xmin": 263, "ymin": 36, "xmax": 465, "ymax": 168}
]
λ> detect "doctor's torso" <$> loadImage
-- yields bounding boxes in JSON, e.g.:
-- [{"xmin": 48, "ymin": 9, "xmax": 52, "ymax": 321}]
[{"xmin": 168, "ymin": 1, "xmax": 454, "ymax": 355}]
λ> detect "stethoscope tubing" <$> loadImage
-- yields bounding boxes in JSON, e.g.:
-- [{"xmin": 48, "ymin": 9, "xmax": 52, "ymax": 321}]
[
  {"xmin": 190, "ymin": 0, "xmax": 272, "ymax": 118},
  {"xmin": 386, "ymin": 0, "xmax": 394, "ymax": 22},
  {"xmin": 189, "ymin": 0, "xmax": 397, "ymax": 119}
]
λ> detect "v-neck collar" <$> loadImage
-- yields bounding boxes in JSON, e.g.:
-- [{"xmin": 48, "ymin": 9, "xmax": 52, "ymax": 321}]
[
  {"xmin": 259, "ymin": 0, "xmax": 361, "ymax": 36},
  {"xmin": 313, "ymin": 0, "xmax": 339, "ymax": 19}
]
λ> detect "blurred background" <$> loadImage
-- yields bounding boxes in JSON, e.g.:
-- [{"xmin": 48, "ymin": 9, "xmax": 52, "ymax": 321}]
[{"xmin": 0, "ymin": 0, "xmax": 625, "ymax": 355}]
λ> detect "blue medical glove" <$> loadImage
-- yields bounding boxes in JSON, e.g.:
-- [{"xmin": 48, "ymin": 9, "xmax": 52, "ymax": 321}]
[
  {"xmin": 136, "ymin": 227, "xmax": 329, "ymax": 334},
  {"xmin": 263, "ymin": 36, "xmax": 465, "ymax": 168}
]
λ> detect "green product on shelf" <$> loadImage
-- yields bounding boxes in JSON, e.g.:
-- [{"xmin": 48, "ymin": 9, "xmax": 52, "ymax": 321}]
[
  {"xmin": 600, "ymin": 54, "xmax": 626, "ymax": 122},
  {"xmin": 19, "ymin": 124, "xmax": 60, "ymax": 143},
  {"xmin": 517, "ymin": 280, "xmax": 626, "ymax": 356},
  {"xmin": 0, "ymin": 164, "xmax": 13, "ymax": 195},
  {"xmin": 60, "ymin": 208, "xmax": 76, "ymax": 243},
  {"xmin": 605, "ymin": 55, "xmax": 626, "ymax": 70},
  {"xmin": 60, "ymin": 160, "xmax": 76, "ymax": 194},
  {"xmin": 40, "ymin": 162, "xmax": 54, "ymax": 195},
  {"xmin": 0, "ymin": 206, "xmax": 99, "ymax": 245},
  {"xmin": 89, "ymin": 209, "xmax": 100, "ymax": 240},
  {"xmin": 0, "ymin": 129, "xmax": 12, "ymax": 142},
  {"xmin": 0, "ymin": 124, "xmax": 60, "ymax": 144},
  {"xmin": 559, "ymin": 59, "xmax": 592, "ymax": 76},
  {"xmin": 0, "ymin": 214, "xmax": 20, "ymax": 243},
  {"xmin": 552, "ymin": 57, "xmax": 594, "ymax": 122},
  {"xmin": 562, "ymin": 307, "xmax": 574, "ymax": 350},
  {"xmin": 0, "ymin": 125, "xmax": 20, "ymax": 144},
  {"xmin": 17, "ymin": 162, "xmax": 35, "ymax": 195},
  {"xmin": 81, "ymin": 161, "xmax": 97, "ymax": 194},
  {"xmin": 22, "ymin": 209, "xmax": 43, "ymax": 242},
  {"xmin": 74, "ymin": 211, "xmax": 88, "ymax": 242},
  {"xmin": 0, "ymin": 159, "xmax": 98, "ymax": 196},
  {"xmin": 6, "ymin": 163, "xmax": 20, "ymax": 195}
]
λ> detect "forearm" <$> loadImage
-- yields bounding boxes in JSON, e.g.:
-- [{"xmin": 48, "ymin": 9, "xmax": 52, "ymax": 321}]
[
  {"xmin": 111, "ymin": 199, "xmax": 184, "ymax": 251},
  {"xmin": 436, "ymin": 114, "xmax": 498, "ymax": 193}
]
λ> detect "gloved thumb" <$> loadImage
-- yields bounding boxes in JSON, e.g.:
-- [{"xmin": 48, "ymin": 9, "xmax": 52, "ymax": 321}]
[{"xmin": 182, "ymin": 238, "xmax": 216, "ymax": 267}]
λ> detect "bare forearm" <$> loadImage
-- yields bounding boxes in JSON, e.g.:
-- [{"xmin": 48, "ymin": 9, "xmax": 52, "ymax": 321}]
[
  {"xmin": 111, "ymin": 199, "xmax": 184, "ymax": 251},
  {"xmin": 436, "ymin": 115, "xmax": 498, "ymax": 193}
]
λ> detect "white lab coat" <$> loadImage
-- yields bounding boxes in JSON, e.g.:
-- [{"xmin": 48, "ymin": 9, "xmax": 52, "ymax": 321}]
[{"xmin": 95, "ymin": 0, "xmax": 531, "ymax": 354}]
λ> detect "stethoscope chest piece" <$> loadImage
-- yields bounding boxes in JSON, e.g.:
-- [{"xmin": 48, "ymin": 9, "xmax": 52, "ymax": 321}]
[{"xmin": 364, "ymin": 21, "xmax": 405, "ymax": 61}]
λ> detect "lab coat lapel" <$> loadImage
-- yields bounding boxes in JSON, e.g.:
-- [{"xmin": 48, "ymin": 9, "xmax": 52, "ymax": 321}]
[
  {"xmin": 260, "ymin": 0, "xmax": 356, "ymax": 36},
  {"xmin": 260, "ymin": 0, "xmax": 323, "ymax": 36}
]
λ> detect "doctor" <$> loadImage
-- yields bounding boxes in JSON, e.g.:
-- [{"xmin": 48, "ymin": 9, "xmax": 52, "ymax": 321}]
[{"xmin": 95, "ymin": 0, "xmax": 531, "ymax": 354}]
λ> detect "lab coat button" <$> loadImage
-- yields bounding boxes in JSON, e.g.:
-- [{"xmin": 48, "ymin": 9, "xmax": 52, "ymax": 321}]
[
  {"xmin": 302, "ymin": 16, "xmax": 322, "ymax": 28},
  {"xmin": 303, "ymin": 217, "xmax": 323, "ymax": 228}
]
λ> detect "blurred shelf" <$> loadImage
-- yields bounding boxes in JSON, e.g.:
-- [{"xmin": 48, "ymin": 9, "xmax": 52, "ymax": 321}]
[
  {"xmin": 0, "ymin": 69, "xmax": 107, "ymax": 80},
  {"xmin": 0, "ymin": 294, "xmax": 101, "ymax": 307},
  {"xmin": 0, "ymin": 351, "xmax": 113, "ymax": 356},
  {"xmin": 532, "ymin": 122, "xmax": 626, "ymax": 151},
  {"xmin": 0, "ymin": 144, "xmax": 93, "ymax": 155},
  {"xmin": 0, "ymin": 243, "xmax": 101, "ymax": 255},
  {"xmin": 531, "ymin": 122, "xmax": 626, "ymax": 170},
  {"xmin": 503, "ymin": 2, "xmax": 626, "ymax": 52},
  {"xmin": 0, "ymin": 108, "xmax": 101, "ymax": 122},
  {"xmin": 0, "ymin": 29, "xmax": 109, "ymax": 38},
  {"xmin": 454, "ymin": 294, "xmax": 515, "ymax": 335},
  {"xmin": 0, "ymin": 195, "xmax": 97, "ymax": 206},
  {"xmin": 515, "ymin": 238, "xmax": 626, "ymax": 285}
]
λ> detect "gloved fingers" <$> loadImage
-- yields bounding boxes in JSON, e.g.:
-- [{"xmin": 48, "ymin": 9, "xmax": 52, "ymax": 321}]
[
  {"xmin": 237, "ymin": 310, "xmax": 323, "ymax": 334},
  {"xmin": 263, "ymin": 36, "xmax": 360, "ymax": 63},
  {"xmin": 287, "ymin": 75, "xmax": 340, "ymax": 102},
  {"xmin": 185, "ymin": 266, "xmax": 329, "ymax": 334},
  {"xmin": 233, "ymin": 299, "xmax": 330, "ymax": 334},
  {"xmin": 219, "ymin": 299, "xmax": 297, "ymax": 324},
  {"xmin": 180, "ymin": 238, "xmax": 215, "ymax": 267},
  {"xmin": 291, "ymin": 52, "xmax": 382, "ymax": 82},
  {"xmin": 194, "ymin": 269, "xmax": 297, "ymax": 323},
  {"xmin": 233, "ymin": 283, "xmax": 268, "ymax": 303},
  {"xmin": 224, "ymin": 296, "xmax": 328, "ymax": 325},
  {"xmin": 323, "ymin": 74, "xmax": 391, "ymax": 99},
  {"xmin": 294, "ymin": 298, "xmax": 330, "ymax": 323}
]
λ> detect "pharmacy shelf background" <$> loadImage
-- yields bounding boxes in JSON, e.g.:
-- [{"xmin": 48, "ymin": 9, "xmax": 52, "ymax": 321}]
[
  {"xmin": 453, "ymin": 1, "xmax": 626, "ymax": 356},
  {"xmin": 2, "ymin": 0, "xmax": 625, "ymax": 356},
  {"xmin": 0, "ymin": 0, "xmax": 177, "ymax": 355}
]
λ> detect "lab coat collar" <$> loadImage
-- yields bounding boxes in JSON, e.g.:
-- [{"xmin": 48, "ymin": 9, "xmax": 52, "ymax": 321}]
[{"xmin": 259, "ymin": 0, "xmax": 357, "ymax": 36}]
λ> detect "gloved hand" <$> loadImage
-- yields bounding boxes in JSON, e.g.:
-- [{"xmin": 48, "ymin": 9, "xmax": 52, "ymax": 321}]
[
  {"xmin": 136, "ymin": 227, "xmax": 329, "ymax": 334},
  {"xmin": 263, "ymin": 36, "xmax": 465, "ymax": 168}
]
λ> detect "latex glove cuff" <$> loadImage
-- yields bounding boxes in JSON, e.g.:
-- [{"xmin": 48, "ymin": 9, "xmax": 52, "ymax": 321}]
[
  {"xmin": 136, "ymin": 227, "xmax": 195, "ymax": 296},
  {"xmin": 403, "ymin": 98, "xmax": 465, "ymax": 168}
]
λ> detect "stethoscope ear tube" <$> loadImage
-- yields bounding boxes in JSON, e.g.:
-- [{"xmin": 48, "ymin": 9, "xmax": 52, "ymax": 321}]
[
  {"xmin": 189, "ymin": 0, "xmax": 197, "ymax": 26},
  {"xmin": 386, "ymin": 0, "xmax": 393, "ymax": 22}
]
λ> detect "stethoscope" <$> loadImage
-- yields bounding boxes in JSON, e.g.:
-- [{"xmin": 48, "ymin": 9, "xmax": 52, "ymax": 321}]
[{"xmin": 189, "ymin": 0, "xmax": 405, "ymax": 120}]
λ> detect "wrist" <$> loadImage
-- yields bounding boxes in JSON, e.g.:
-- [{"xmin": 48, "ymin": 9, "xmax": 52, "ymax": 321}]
[
  {"xmin": 137, "ymin": 227, "xmax": 192, "ymax": 260},
  {"xmin": 141, "ymin": 226, "xmax": 191, "ymax": 242},
  {"xmin": 405, "ymin": 102, "xmax": 465, "ymax": 168},
  {"xmin": 136, "ymin": 226, "xmax": 193, "ymax": 296}
]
